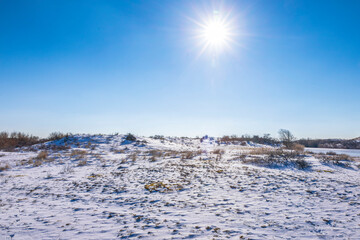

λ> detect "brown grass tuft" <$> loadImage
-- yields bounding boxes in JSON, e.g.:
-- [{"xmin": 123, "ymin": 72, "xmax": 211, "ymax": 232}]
[
  {"xmin": 36, "ymin": 151, "xmax": 48, "ymax": 160},
  {"xmin": 70, "ymin": 150, "xmax": 87, "ymax": 158},
  {"xmin": 0, "ymin": 164, "xmax": 10, "ymax": 171},
  {"xmin": 77, "ymin": 159, "xmax": 87, "ymax": 166}
]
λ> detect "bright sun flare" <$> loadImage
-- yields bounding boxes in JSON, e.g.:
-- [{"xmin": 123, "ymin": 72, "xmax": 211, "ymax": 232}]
[
  {"xmin": 194, "ymin": 10, "xmax": 235, "ymax": 56},
  {"xmin": 203, "ymin": 19, "xmax": 230, "ymax": 48}
]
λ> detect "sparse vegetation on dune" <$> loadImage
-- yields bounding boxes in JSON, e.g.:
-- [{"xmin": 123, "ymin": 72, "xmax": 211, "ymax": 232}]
[
  {"xmin": 0, "ymin": 131, "xmax": 41, "ymax": 151},
  {"xmin": 0, "ymin": 133, "xmax": 360, "ymax": 239},
  {"xmin": 245, "ymin": 148, "xmax": 310, "ymax": 170}
]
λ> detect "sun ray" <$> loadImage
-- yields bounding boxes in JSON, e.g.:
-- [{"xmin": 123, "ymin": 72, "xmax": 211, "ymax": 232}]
[{"xmin": 192, "ymin": 9, "xmax": 237, "ymax": 57}]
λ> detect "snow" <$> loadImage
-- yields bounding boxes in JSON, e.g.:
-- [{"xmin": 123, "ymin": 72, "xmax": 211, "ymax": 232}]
[
  {"xmin": 306, "ymin": 147, "xmax": 360, "ymax": 157},
  {"xmin": 1, "ymin": 134, "xmax": 360, "ymax": 239}
]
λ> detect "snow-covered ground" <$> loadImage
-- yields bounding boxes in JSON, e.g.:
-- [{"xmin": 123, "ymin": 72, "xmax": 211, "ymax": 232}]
[
  {"xmin": 1, "ymin": 135, "xmax": 359, "ymax": 239},
  {"xmin": 306, "ymin": 147, "xmax": 360, "ymax": 157}
]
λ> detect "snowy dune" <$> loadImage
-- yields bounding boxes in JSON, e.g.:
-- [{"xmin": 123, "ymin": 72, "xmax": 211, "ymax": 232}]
[{"xmin": 1, "ymin": 135, "xmax": 360, "ymax": 239}]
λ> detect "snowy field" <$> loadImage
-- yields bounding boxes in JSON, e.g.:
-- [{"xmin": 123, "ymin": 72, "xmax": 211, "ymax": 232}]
[
  {"xmin": 1, "ymin": 135, "xmax": 360, "ymax": 239},
  {"xmin": 306, "ymin": 147, "xmax": 360, "ymax": 157}
]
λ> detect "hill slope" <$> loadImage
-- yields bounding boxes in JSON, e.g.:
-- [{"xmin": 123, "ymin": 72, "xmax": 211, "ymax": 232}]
[{"xmin": 1, "ymin": 134, "xmax": 359, "ymax": 239}]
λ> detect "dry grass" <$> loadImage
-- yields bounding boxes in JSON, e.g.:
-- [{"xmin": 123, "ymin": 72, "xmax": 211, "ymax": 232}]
[
  {"xmin": 33, "ymin": 160, "xmax": 42, "ymax": 167},
  {"xmin": 148, "ymin": 149, "xmax": 163, "ymax": 157},
  {"xmin": 212, "ymin": 149, "xmax": 225, "ymax": 155},
  {"xmin": 70, "ymin": 150, "xmax": 87, "ymax": 158},
  {"xmin": 0, "ymin": 164, "xmax": 10, "ymax": 171},
  {"xmin": 291, "ymin": 143, "xmax": 305, "ymax": 152},
  {"xmin": 61, "ymin": 165, "xmax": 74, "ymax": 174},
  {"xmin": 249, "ymin": 148, "xmax": 281, "ymax": 155},
  {"xmin": 36, "ymin": 151, "xmax": 48, "ymax": 160},
  {"xmin": 77, "ymin": 159, "xmax": 87, "ymax": 166},
  {"xmin": 317, "ymin": 153, "xmax": 354, "ymax": 168},
  {"xmin": 144, "ymin": 182, "xmax": 183, "ymax": 193},
  {"xmin": 244, "ymin": 148, "xmax": 310, "ymax": 170},
  {"xmin": 180, "ymin": 150, "xmax": 202, "ymax": 160},
  {"xmin": 129, "ymin": 153, "xmax": 137, "ymax": 162}
]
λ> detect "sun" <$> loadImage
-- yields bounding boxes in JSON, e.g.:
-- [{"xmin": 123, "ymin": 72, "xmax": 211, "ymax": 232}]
[
  {"xmin": 202, "ymin": 17, "xmax": 231, "ymax": 49},
  {"xmin": 194, "ymin": 10, "xmax": 235, "ymax": 55}
]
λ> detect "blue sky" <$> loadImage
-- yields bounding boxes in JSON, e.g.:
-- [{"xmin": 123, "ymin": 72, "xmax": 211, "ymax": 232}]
[{"xmin": 0, "ymin": 0, "xmax": 359, "ymax": 139}]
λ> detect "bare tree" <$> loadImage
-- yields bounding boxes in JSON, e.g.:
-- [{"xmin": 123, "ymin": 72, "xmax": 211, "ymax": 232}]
[{"xmin": 278, "ymin": 129, "xmax": 295, "ymax": 148}]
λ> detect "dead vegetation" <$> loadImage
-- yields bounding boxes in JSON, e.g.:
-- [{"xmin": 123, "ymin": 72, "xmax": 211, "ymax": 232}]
[
  {"xmin": 0, "ymin": 164, "xmax": 10, "ymax": 171},
  {"xmin": 0, "ymin": 131, "xmax": 41, "ymax": 151},
  {"xmin": 70, "ymin": 150, "xmax": 87, "ymax": 158},
  {"xmin": 212, "ymin": 149, "xmax": 225, "ymax": 155},
  {"xmin": 244, "ymin": 148, "xmax": 310, "ymax": 170},
  {"xmin": 290, "ymin": 143, "xmax": 305, "ymax": 152},
  {"xmin": 144, "ymin": 182, "xmax": 184, "ymax": 193},
  {"xmin": 180, "ymin": 150, "xmax": 202, "ymax": 160},
  {"xmin": 129, "ymin": 153, "xmax": 137, "ymax": 162},
  {"xmin": 36, "ymin": 151, "xmax": 48, "ymax": 160},
  {"xmin": 77, "ymin": 159, "xmax": 87, "ymax": 166},
  {"xmin": 316, "ymin": 153, "xmax": 354, "ymax": 168}
]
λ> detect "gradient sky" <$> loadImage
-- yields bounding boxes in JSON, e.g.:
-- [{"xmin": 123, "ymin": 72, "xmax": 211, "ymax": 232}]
[{"xmin": 1, "ymin": 0, "xmax": 359, "ymax": 139}]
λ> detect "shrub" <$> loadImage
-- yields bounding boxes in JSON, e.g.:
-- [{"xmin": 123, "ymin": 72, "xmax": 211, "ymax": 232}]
[
  {"xmin": 245, "ymin": 149, "xmax": 309, "ymax": 170},
  {"xmin": 291, "ymin": 143, "xmax": 305, "ymax": 152},
  {"xmin": 0, "ymin": 131, "xmax": 40, "ymax": 151},
  {"xmin": 151, "ymin": 135, "xmax": 164, "ymax": 140},
  {"xmin": 125, "ymin": 133, "xmax": 136, "ymax": 142},
  {"xmin": 47, "ymin": 132, "xmax": 70, "ymax": 141},
  {"xmin": 318, "ymin": 153, "xmax": 354, "ymax": 168},
  {"xmin": 295, "ymin": 159, "xmax": 310, "ymax": 169},
  {"xmin": 278, "ymin": 129, "xmax": 296, "ymax": 148},
  {"xmin": 61, "ymin": 165, "xmax": 74, "ymax": 174}
]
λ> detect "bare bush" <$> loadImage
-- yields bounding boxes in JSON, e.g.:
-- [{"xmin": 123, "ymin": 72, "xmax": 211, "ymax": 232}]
[
  {"xmin": 125, "ymin": 133, "xmax": 136, "ymax": 142},
  {"xmin": 317, "ymin": 153, "xmax": 354, "ymax": 168},
  {"xmin": 0, "ymin": 131, "xmax": 40, "ymax": 151},
  {"xmin": 61, "ymin": 165, "xmax": 74, "ymax": 174},
  {"xmin": 278, "ymin": 129, "xmax": 296, "ymax": 148},
  {"xmin": 245, "ymin": 149, "xmax": 309, "ymax": 170},
  {"xmin": 47, "ymin": 132, "xmax": 71, "ymax": 141},
  {"xmin": 220, "ymin": 134, "xmax": 278, "ymax": 145}
]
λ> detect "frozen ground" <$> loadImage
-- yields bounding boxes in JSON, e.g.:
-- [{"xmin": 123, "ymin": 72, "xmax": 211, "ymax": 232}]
[
  {"xmin": 305, "ymin": 147, "xmax": 360, "ymax": 157},
  {"xmin": 1, "ymin": 135, "xmax": 360, "ymax": 239}
]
